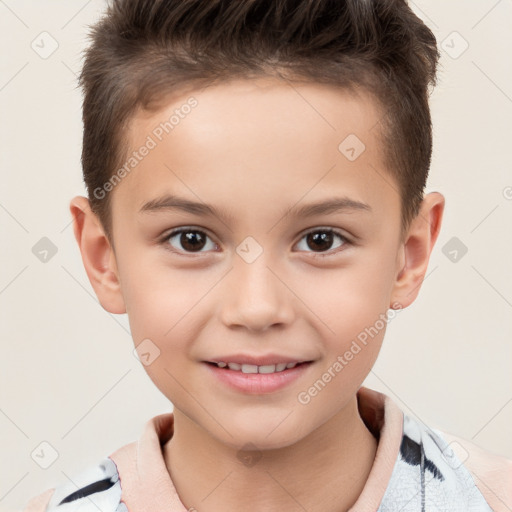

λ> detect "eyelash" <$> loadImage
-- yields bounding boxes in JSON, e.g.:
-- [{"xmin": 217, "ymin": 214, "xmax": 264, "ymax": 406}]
[{"xmin": 159, "ymin": 226, "xmax": 352, "ymax": 258}]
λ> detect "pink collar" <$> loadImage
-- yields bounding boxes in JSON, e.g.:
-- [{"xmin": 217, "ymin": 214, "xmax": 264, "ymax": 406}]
[{"xmin": 109, "ymin": 386, "xmax": 404, "ymax": 511}]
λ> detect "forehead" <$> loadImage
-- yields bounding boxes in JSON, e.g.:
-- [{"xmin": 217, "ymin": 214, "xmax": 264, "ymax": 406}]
[{"xmin": 111, "ymin": 77, "xmax": 398, "ymax": 229}]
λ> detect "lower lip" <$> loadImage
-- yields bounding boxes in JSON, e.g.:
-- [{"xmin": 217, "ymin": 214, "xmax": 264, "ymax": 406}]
[{"xmin": 203, "ymin": 362, "xmax": 313, "ymax": 394}]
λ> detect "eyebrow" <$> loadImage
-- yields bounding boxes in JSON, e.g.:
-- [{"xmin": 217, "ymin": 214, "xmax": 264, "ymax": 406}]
[{"xmin": 139, "ymin": 194, "xmax": 372, "ymax": 222}]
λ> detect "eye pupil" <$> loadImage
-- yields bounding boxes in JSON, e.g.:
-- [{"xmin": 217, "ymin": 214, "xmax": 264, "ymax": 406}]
[
  {"xmin": 166, "ymin": 228, "xmax": 345, "ymax": 256},
  {"xmin": 307, "ymin": 231, "xmax": 333, "ymax": 252},
  {"xmin": 181, "ymin": 231, "xmax": 206, "ymax": 251}
]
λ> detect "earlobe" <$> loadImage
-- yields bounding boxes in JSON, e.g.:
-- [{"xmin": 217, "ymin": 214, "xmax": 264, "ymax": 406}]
[
  {"xmin": 69, "ymin": 196, "xmax": 126, "ymax": 314},
  {"xmin": 390, "ymin": 192, "xmax": 445, "ymax": 309}
]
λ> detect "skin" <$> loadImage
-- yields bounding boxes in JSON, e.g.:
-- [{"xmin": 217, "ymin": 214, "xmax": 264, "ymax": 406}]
[{"xmin": 70, "ymin": 77, "xmax": 444, "ymax": 512}]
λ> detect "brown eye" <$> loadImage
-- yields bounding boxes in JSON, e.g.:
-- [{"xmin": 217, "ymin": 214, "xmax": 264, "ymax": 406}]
[
  {"xmin": 163, "ymin": 228, "xmax": 217, "ymax": 253},
  {"xmin": 296, "ymin": 229, "xmax": 349, "ymax": 255}
]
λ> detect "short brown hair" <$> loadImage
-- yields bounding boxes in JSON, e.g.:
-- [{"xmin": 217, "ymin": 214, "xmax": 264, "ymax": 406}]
[{"xmin": 79, "ymin": 0, "xmax": 440, "ymax": 243}]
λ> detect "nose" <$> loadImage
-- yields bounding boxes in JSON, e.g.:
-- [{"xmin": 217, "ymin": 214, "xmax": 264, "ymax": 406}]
[{"xmin": 219, "ymin": 255, "xmax": 295, "ymax": 332}]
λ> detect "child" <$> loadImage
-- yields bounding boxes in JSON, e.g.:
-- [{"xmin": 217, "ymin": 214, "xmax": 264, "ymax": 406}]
[{"xmin": 22, "ymin": 0, "xmax": 511, "ymax": 511}]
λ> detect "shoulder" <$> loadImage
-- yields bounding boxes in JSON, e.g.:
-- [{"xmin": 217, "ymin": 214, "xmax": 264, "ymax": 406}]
[
  {"xmin": 438, "ymin": 429, "xmax": 512, "ymax": 512},
  {"xmin": 22, "ymin": 457, "xmax": 126, "ymax": 512},
  {"xmin": 379, "ymin": 412, "xmax": 511, "ymax": 512}
]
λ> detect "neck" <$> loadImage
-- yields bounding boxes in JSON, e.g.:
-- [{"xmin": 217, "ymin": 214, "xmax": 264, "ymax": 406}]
[{"xmin": 163, "ymin": 395, "xmax": 378, "ymax": 512}]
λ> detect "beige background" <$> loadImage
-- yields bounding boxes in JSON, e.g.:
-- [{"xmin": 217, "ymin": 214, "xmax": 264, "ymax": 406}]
[{"xmin": 1, "ymin": 0, "xmax": 511, "ymax": 510}]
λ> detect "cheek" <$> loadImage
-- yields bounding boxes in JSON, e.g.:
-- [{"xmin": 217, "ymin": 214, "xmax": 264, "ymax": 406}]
[
  {"xmin": 290, "ymin": 253, "xmax": 393, "ymax": 392},
  {"xmin": 120, "ymin": 265, "xmax": 225, "ymax": 392},
  {"xmin": 118, "ymin": 252, "xmax": 210, "ymax": 339},
  {"xmin": 122, "ymin": 273, "xmax": 201, "ymax": 403},
  {"xmin": 294, "ymin": 257, "xmax": 394, "ymax": 337}
]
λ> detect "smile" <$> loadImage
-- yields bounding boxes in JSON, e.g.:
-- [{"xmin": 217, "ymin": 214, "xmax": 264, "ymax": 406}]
[
  {"xmin": 208, "ymin": 361, "xmax": 307, "ymax": 373},
  {"xmin": 204, "ymin": 360, "xmax": 314, "ymax": 394}
]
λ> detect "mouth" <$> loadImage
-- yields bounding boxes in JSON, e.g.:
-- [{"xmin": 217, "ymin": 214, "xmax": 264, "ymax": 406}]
[
  {"xmin": 204, "ymin": 360, "xmax": 312, "ymax": 374},
  {"xmin": 203, "ymin": 359, "xmax": 315, "ymax": 394}
]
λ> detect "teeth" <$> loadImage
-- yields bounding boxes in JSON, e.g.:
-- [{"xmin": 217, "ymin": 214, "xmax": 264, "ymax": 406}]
[
  {"xmin": 241, "ymin": 364, "xmax": 259, "ymax": 374},
  {"xmin": 258, "ymin": 364, "xmax": 277, "ymax": 374},
  {"xmin": 215, "ymin": 361, "xmax": 303, "ymax": 373}
]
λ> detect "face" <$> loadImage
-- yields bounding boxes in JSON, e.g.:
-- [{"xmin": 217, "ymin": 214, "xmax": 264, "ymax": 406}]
[{"xmin": 108, "ymin": 78, "xmax": 404, "ymax": 450}]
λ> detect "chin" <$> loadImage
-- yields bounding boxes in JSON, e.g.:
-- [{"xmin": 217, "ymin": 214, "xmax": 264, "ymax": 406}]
[{"xmin": 217, "ymin": 419, "xmax": 308, "ymax": 453}]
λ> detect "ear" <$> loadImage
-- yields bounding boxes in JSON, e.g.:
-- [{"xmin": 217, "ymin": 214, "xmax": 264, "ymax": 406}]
[
  {"xmin": 390, "ymin": 192, "xmax": 445, "ymax": 309},
  {"xmin": 69, "ymin": 196, "xmax": 126, "ymax": 314}
]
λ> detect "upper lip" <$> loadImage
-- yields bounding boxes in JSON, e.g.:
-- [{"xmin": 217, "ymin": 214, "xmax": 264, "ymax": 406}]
[{"xmin": 204, "ymin": 354, "xmax": 313, "ymax": 366}]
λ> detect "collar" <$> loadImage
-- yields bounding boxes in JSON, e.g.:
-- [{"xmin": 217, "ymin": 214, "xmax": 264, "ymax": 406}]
[{"xmin": 108, "ymin": 386, "xmax": 404, "ymax": 511}]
